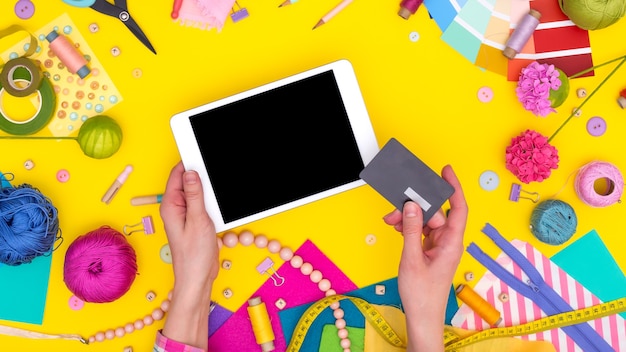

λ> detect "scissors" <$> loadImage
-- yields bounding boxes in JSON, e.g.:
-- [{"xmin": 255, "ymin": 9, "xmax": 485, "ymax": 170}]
[{"xmin": 62, "ymin": 0, "xmax": 156, "ymax": 54}]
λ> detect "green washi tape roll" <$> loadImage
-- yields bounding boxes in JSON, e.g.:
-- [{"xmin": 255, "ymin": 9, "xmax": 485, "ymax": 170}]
[
  {"xmin": 0, "ymin": 63, "xmax": 56, "ymax": 135},
  {"xmin": 0, "ymin": 57, "xmax": 42, "ymax": 97}
]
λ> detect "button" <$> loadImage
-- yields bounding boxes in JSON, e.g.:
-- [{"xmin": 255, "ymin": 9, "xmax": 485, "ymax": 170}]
[
  {"xmin": 56, "ymin": 169, "xmax": 70, "ymax": 183},
  {"xmin": 576, "ymin": 88, "xmax": 587, "ymax": 98},
  {"xmin": 221, "ymin": 260, "xmax": 232, "ymax": 270},
  {"xmin": 479, "ymin": 170, "xmax": 499, "ymax": 191},
  {"xmin": 111, "ymin": 46, "xmax": 121, "ymax": 56},
  {"xmin": 365, "ymin": 234, "xmax": 376, "ymax": 245},
  {"xmin": 375, "ymin": 285, "xmax": 386, "ymax": 295},
  {"xmin": 69, "ymin": 295, "xmax": 84, "ymax": 310},
  {"xmin": 160, "ymin": 244, "xmax": 172, "ymax": 264},
  {"xmin": 146, "ymin": 291, "xmax": 156, "ymax": 302},
  {"xmin": 464, "ymin": 271, "xmax": 474, "ymax": 281},
  {"xmin": 24, "ymin": 159, "xmax": 34, "ymax": 170},
  {"xmin": 223, "ymin": 288, "xmax": 233, "ymax": 299},
  {"xmin": 477, "ymin": 86, "xmax": 494, "ymax": 103},
  {"xmin": 498, "ymin": 292, "xmax": 509, "ymax": 302},
  {"xmin": 14, "ymin": 0, "xmax": 35, "ymax": 20},
  {"xmin": 586, "ymin": 116, "xmax": 606, "ymax": 137},
  {"xmin": 275, "ymin": 298, "xmax": 287, "ymax": 310},
  {"xmin": 132, "ymin": 68, "xmax": 143, "ymax": 78},
  {"xmin": 89, "ymin": 23, "xmax": 99, "ymax": 33},
  {"xmin": 409, "ymin": 31, "xmax": 419, "ymax": 42},
  {"xmin": 123, "ymin": 347, "xmax": 133, "ymax": 352},
  {"xmin": 572, "ymin": 107, "xmax": 582, "ymax": 117}
]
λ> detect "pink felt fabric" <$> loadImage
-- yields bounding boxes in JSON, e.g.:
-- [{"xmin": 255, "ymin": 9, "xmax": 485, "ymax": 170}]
[
  {"xmin": 175, "ymin": 0, "xmax": 237, "ymax": 31},
  {"xmin": 208, "ymin": 239, "xmax": 358, "ymax": 351}
]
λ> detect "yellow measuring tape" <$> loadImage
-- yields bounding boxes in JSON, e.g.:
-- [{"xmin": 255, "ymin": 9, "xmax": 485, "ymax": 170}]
[{"xmin": 287, "ymin": 295, "xmax": 626, "ymax": 352}]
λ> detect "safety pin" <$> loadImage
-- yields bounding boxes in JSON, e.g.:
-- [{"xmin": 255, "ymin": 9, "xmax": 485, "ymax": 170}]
[
  {"xmin": 123, "ymin": 215, "xmax": 155, "ymax": 235},
  {"xmin": 1, "ymin": 172, "xmax": 14, "ymax": 188},
  {"xmin": 509, "ymin": 183, "xmax": 540, "ymax": 203},
  {"xmin": 230, "ymin": 1, "xmax": 249, "ymax": 22},
  {"xmin": 256, "ymin": 257, "xmax": 285, "ymax": 286}
]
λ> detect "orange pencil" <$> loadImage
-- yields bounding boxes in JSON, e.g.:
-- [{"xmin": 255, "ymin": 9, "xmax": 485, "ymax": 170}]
[{"xmin": 313, "ymin": 0, "xmax": 354, "ymax": 29}]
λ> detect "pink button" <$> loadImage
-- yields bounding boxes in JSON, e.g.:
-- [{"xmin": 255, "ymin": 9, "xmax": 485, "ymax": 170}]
[
  {"xmin": 477, "ymin": 86, "xmax": 494, "ymax": 103},
  {"xmin": 56, "ymin": 169, "xmax": 70, "ymax": 182},
  {"xmin": 586, "ymin": 116, "xmax": 606, "ymax": 137},
  {"xmin": 69, "ymin": 295, "xmax": 84, "ymax": 310},
  {"xmin": 14, "ymin": 0, "xmax": 35, "ymax": 20}
]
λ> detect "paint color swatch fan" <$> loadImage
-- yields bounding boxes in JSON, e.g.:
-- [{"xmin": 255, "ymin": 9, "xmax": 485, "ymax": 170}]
[{"xmin": 424, "ymin": 0, "xmax": 594, "ymax": 79}]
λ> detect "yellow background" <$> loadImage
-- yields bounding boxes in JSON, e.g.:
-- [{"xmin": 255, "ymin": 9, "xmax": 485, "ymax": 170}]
[{"xmin": 1, "ymin": 1, "xmax": 625, "ymax": 351}]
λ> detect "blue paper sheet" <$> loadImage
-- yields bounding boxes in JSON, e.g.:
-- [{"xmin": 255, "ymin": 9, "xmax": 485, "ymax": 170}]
[
  {"xmin": 551, "ymin": 229, "xmax": 626, "ymax": 319},
  {"xmin": 0, "ymin": 172, "xmax": 53, "ymax": 325}
]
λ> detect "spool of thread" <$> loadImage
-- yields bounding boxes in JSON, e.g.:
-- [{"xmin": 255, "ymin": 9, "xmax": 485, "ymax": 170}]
[
  {"xmin": 0, "ymin": 184, "xmax": 60, "ymax": 266},
  {"xmin": 63, "ymin": 226, "xmax": 137, "ymax": 303},
  {"xmin": 45, "ymin": 30, "xmax": 90, "ymax": 79},
  {"xmin": 247, "ymin": 297, "xmax": 275, "ymax": 351},
  {"xmin": 503, "ymin": 9, "xmax": 541, "ymax": 59},
  {"xmin": 574, "ymin": 161, "xmax": 624, "ymax": 207},
  {"xmin": 456, "ymin": 284, "xmax": 502, "ymax": 326},
  {"xmin": 398, "ymin": 0, "xmax": 424, "ymax": 19},
  {"xmin": 530, "ymin": 199, "xmax": 577, "ymax": 245}
]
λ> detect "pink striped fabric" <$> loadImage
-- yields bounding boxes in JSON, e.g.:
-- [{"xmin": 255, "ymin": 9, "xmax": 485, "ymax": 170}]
[{"xmin": 451, "ymin": 239, "xmax": 626, "ymax": 351}]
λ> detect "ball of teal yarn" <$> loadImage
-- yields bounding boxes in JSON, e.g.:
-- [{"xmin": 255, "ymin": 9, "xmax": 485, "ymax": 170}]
[
  {"xmin": 559, "ymin": 0, "xmax": 626, "ymax": 30},
  {"xmin": 530, "ymin": 199, "xmax": 577, "ymax": 245}
]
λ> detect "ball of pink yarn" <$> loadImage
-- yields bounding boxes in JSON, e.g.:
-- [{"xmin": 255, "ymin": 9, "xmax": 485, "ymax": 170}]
[{"xmin": 64, "ymin": 226, "xmax": 138, "ymax": 303}]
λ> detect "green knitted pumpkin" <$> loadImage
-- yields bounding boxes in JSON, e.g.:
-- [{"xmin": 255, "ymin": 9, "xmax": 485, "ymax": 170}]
[
  {"xmin": 77, "ymin": 115, "xmax": 123, "ymax": 159},
  {"xmin": 559, "ymin": 0, "xmax": 626, "ymax": 30}
]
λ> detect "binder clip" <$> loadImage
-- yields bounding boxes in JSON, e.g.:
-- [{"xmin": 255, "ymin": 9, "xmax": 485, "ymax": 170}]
[
  {"xmin": 509, "ymin": 183, "xmax": 540, "ymax": 203},
  {"xmin": 257, "ymin": 257, "xmax": 285, "ymax": 286},
  {"xmin": 230, "ymin": 1, "xmax": 249, "ymax": 23},
  {"xmin": 123, "ymin": 215, "xmax": 155, "ymax": 235}
]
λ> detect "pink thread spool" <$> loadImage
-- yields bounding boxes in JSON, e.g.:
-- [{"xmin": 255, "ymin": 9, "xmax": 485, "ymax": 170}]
[
  {"xmin": 63, "ymin": 226, "xmax": 138, "ymax": 303},
  {"xmin": 398, "ymin": 0, "xmax": 424, "ymax": 19},
  {"xmin": 574, "ymin": 161, "xmax": 624, "ymax": 207},
  {"xmin": 45, "ymin": 30, "xmax": 91, "ymax": 79}
]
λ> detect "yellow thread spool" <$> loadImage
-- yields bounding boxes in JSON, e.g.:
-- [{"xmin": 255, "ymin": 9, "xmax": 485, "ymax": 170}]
[
  {"xmin": 456, "ymin": 284, "xmax": 502, "ymax": 326},
  {"xmin": 247, "ymin": 297, "xmax": 275, "ymax": 351}
]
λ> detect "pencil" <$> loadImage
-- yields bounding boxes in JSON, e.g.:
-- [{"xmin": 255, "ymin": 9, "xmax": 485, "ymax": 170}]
[
  {"xmin": 313, "ymin": 0, "xmax": 354, "ymax": 29},
  {"xmin": 130, "ymin": 194, "xmax": 163, "ymax": 206},
  {"xmin": 279, "ymin": 0, "xmax": 298, "ymax": 7}
]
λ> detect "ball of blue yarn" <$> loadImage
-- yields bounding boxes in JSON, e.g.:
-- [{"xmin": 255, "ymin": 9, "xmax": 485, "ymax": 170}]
[
  {"xmin": 0, "ymin": 184, "xmax": 60, "ymax": 266},
  {"xmin": 530, "ymin": 199, "xmax": 577, "ymax": 245}
]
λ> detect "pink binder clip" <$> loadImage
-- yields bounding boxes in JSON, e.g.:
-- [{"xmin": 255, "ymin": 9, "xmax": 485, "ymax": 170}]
[
  {"xmin": 509, "ymin": 183, "xmax": 540, "ymax": 203},
  {"xmin": 123, "ymin": 215, "xmax": 155, "ymax": 235},
  {"xmin": 256, "ymin": 257, "xmax": 285, "ymax": 286}
]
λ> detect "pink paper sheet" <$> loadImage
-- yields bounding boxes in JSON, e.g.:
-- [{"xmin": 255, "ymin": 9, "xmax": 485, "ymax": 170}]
[
  {"xmin": 208, "ymin": 239, "xmax": 358, "ymax": 351},
  {"xmin": 451, "ymin": 239, "xmax": 626, "ymax": 352},
  {"xmin": 175, "ymin": 0, "xmax": 237, "ymax": 31}
]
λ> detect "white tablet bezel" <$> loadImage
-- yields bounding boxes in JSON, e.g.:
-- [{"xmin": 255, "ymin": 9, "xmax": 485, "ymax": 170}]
[{"xmin": 170, "ymin": 59, "xmax": 379, "ymax": 232}]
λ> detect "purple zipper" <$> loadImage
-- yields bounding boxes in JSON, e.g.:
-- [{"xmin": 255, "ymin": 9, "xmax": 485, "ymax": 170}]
[{"xmin": 465, "ymin": 223, "xmax": 613, "ymax": 352}]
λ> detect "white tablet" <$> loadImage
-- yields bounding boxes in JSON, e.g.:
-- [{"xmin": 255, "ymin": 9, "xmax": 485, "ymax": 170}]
[{"xmin": 170, "ymin": 59, "xmax": 379, "ymax": 232}]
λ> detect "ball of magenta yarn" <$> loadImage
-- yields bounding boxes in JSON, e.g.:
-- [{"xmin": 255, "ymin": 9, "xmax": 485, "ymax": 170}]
[{"xmin": 63, "ymin": 226, "xmax": 137, "ymax": 303}]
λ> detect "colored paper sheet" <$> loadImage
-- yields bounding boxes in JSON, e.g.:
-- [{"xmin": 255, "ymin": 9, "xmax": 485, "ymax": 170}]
[
  {"xmin": 207, "ymin": 240, "xmax": 358, "ymax": 351},
  {"xmin": 27, "ymin": 14, "xmax": 123, "ymax": 136},
  {"xmin": 441, "ymin": 0, "xmax": 496, "ymax": 64},
  {"xmin": 507, "ymin": 0, "xmax": 593, "ymax": 81},
  {"xmin": 451, "ymin": 239, "xmax": 626, "ymax": 352},
  {"xmin": 319, "ymin": 325, "xmax": 365, "ymax": 352},
  {"xmin": 0, "ymin": 171, "xmax": 52, "ymax": 325},
  {"xmin": 280, "ymin": 277, "xmax": 459, "ymax": 351},
  {"xmin": 551, "ymin": 229, "xmax": 626, "ymax": 320},
  {"xmin": 208, "ymin": 303, "xmax": 233, "ymax": 337},
  {"xmin": 0, "ymin": 254, "xmax": 53, "ymax": 325},
  {"xmin": 423, "ymin": 0, "xmax": 468, "ymax": 32}
]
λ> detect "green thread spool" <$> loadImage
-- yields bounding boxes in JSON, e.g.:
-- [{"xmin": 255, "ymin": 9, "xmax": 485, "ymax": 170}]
[{"xmin": 559, "ymin": 0, "xmax": 626, "ymax": 30}]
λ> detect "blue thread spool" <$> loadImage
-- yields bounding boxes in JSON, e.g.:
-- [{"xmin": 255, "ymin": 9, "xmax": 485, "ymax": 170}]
[
  {"xmin": 529, "ymin": 199, "xmax": 577, "ymax": 245},
  {"xmin": 0, "ymin": 184, "xmax": 60, "ymax": 265}
]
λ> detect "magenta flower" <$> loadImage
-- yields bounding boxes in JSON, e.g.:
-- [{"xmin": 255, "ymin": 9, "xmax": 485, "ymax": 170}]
[
  {"xmin": 505, "ymin": 130, "xmax": 559, "ymax": 183},
  {"xmin": 516, "ymin": 62, "xmax": 562, "ymax": 117}
]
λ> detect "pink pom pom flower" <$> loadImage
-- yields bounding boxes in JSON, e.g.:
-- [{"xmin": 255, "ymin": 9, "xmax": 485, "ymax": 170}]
[
  {"xmin": 515, "ymin": 61, "xmax": 566, "ymax": 117},
  {"xmin": 505, "ymin": 130, "xmax": 559, "ymax": 183}
]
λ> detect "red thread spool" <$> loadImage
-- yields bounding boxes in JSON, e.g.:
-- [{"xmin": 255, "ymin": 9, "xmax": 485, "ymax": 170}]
[
  {"xmin": 398, "ymin": 0, "xmax": 424, "ymax": 19},
  {"xmin": 618, "ymin": 88, "xmax": 626, "ymax": 109},
  {"xmin": 45, "ymin": 30, "xmax": 90, "ymax": 79}
]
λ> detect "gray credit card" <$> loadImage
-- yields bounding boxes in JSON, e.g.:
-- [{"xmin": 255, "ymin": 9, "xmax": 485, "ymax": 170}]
[{"xmin": 359, "ymin": 138, "xmax": 454, "ymax": 222}]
